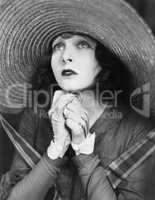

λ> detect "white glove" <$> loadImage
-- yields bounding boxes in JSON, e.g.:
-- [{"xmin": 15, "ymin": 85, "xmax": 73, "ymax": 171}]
[
  {"xmin": 47, "ymin": 90, "xmax": 76, "ymax": 159},
  {"xmin": 71, "ymin": 132, "xmax": 96, "ymax": 155}
]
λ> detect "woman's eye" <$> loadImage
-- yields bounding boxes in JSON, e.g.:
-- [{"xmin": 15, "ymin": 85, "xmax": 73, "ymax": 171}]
[
  {"xmin": 77, "ymin": 40, "xmax": 91, "ymax": 49},
  {"xmin": 52, "ymin": 42, "xmax": 64, "ymax": 52}
]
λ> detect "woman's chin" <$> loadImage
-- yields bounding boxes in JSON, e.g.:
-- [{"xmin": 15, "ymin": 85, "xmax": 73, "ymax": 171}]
[
  {"xmin": 62, "ymin": 88, "xmax": 81, "ymax": 93},
  {"xmin": 59, "ymin": 82, "xmax": 96, "ymax": 93},
  {"xmin": 59, "ymin": 85, "xmax": 83, "ymax": 93}
]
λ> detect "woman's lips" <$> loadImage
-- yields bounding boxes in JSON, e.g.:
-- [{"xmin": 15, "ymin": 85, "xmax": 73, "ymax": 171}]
[{"xmin": 61, "ymin": 69, "xmax": 77, "ymax": 76}]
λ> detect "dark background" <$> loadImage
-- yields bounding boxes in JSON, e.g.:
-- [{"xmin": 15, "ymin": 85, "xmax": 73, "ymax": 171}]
[
  {"xmin": 1, "ymin": 0, "xmax": 155, "ymax": 175},
  {"xmin": 128, "ymin": 0, "xmax": 155, "ymax": 32}
]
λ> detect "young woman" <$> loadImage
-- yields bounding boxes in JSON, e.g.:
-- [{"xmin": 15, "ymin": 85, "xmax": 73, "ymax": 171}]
[{"xmin": 0, "ymin": 0, "xmax": 155, "ymax": 200}]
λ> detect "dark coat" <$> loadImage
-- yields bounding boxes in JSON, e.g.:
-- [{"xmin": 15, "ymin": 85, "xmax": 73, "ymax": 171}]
[{"xmin": 0, "ymin": 106, "xmax": 155, "ymax": 200}]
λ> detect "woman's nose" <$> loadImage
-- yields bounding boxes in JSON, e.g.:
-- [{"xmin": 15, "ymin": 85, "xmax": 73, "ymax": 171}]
[{"xmin": 62, "ymin": 48, "xmax": 73, "ymax": 64}]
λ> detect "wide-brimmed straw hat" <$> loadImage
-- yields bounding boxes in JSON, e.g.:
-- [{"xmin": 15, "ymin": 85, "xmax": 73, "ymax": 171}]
[{"xmin": 0, "ymin": 0, "xmax": 155, "ymax": 116}]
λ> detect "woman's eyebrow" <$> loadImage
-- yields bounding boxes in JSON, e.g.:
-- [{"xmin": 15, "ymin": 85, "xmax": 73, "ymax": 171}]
[
  {"xmin": 80, "ymin": 37, "xmax": 97, "ymax": 48},
  {"xmin": 52, "ymin": 37, "xmax": 63, "ymax": 47}
]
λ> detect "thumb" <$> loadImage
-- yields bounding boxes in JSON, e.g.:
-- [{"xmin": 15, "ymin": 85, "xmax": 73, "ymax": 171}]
[
  {"xmin": 52, "ymin": 90, "xmax": 66, "ymax": 106},
  {"xmin": 48, "ymin": 90, "xmax": 66, "ymax": 117}
]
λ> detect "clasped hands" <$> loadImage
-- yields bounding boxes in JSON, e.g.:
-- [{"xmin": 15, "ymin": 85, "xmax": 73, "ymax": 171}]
[{"xmin": 47, "ymin": 90, "xmax": 95, "ymax": 159}]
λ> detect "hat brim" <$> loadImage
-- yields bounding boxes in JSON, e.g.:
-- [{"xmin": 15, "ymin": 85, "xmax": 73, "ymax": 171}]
[{"xmin": 0, "ymin": 0, "xmax": 155, "ymax": 116}]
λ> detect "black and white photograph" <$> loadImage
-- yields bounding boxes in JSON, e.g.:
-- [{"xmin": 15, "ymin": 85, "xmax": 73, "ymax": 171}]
[{"xmin": 0, "ymin": 0, "xmax": 155, "ymax": 199}]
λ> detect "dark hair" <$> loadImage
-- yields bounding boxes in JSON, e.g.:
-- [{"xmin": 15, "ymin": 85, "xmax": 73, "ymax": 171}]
[
  {"xmin": 95, "ymin": 42, "xmax": 133, "ymax": 104},
  {"xmin": 30, "ymin": 38, "xmax": 133, "ymax": 107},
  {"xmin": 30, "ymin": 55, "xmax": 55, "ymax": 91}
]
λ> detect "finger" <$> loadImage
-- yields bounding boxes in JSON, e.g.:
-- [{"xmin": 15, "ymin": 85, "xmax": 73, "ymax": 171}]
[
  {"xmin": 81, "ymin": 115, "xmax": 89, "ymax": 137},
  {"xmin": 53, "ymin": 93, "xmax": 76, "ymax": 111},
  {"xmin": 65, "ymin": 102, "xmax": 82, "ymax": 115},
  {"xmin": 65, "ymin": 103, "xmax": 89, "ymax": 122},
  {"xmin": 66, "ymin": 98, "xmax": 81, "ymax": 109},
  {"xmin": 63, "ymin": 108, "xmax": 83, "ymax": 123},
  {"xmin": 52, "ymin": 90, "xmax": 66, "ymax": 105},
  {"xmin": 64, "ymin": 103, "xmax": 89, "ymax": 133},
  {"xmin": 48, "ymin": 90, "xmax": 65, "ymax": 117},
  {"xmin": 48, "ymin": 93, "xmax": 76, "ymax": 118},
  {"xmin": 65, "ymin": 115, "xmax": 88, "ymax": 138},
  {"xmin": 64, "ymin": 106, "xmax": 89, "ymax": 126},
  {"xmin": 65, "ymin": 118, "xmax": 83, "ymax": 136}
]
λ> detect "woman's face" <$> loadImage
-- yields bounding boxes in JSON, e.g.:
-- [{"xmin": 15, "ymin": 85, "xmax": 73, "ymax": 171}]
[{"xmin": 51, "ymin": 34, "xmax": 101, "ymax": 92}]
